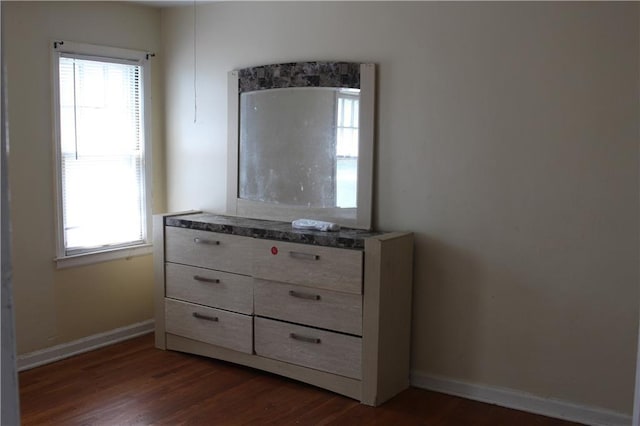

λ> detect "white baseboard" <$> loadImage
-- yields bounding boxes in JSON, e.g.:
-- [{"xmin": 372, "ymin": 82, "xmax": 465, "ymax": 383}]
[
  {"xmin": 17, "ymin": 319, "xmax": 154, "ymax": 372},
  {"xmin": 411, "ymin": 371, "xmax": 631, "ymax": 426}
]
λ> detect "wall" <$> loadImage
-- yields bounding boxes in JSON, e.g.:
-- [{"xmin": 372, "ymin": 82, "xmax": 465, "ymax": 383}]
[
  {"xmin": 162, "ymin": 2, "xmax": 639, "ymax": 416},
  {"xmin": 2, "ymin": 1, "xmax": 165, "ymax": 354}
]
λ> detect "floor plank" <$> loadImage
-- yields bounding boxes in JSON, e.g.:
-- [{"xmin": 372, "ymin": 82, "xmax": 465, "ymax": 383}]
[{"xmin": 19, "ymin": 334, "xmax": 584, "ymax": 425}]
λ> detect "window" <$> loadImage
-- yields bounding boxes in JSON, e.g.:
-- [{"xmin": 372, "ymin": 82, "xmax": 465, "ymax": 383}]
[{"xmin": 52, "ymin": 41, "xmax": 152, "ymax": 267}]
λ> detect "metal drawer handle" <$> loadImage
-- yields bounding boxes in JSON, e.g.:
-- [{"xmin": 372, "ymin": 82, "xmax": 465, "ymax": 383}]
[
  {"xmin": 288, "ymin": 290, "xmax": 321, "ymax": 301},
  {"xmin": 193, "ymin": 275, "xmax": 220, "ymax": 284},
  {"xmin": 192, "ymin": 312, "xmax": 219, "ymax": 322},
  {"xmin": 289, "ymin": 251, "xmax": 319, "ymax": 261},
  {"xmin": 290, "ymin": 333, "xmax": 321, "ymax": 344},
  {"xmin": 194, "ymin": 238, "xmax": 220, "ymax": 246}
]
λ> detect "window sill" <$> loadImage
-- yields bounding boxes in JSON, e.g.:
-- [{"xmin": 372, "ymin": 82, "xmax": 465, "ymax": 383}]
[{"xmin": 54, "ymin": 243, "xmax": 153, "ymax": 269}]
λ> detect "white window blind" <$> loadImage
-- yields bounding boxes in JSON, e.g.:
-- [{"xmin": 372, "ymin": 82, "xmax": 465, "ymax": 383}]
[{"xmin": 57, "ymin": 53, "xmax": 147, "ymax": 257}]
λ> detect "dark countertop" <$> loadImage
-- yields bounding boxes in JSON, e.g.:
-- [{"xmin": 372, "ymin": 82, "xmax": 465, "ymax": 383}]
[{"xmin": 164, "ymin": 212, "xmax": 382, "ymax": 250}]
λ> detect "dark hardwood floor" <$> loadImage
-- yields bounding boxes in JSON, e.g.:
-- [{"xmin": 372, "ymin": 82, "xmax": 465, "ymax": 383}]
[{"xmin": 19, "ymin": 334, "xmax": 583, "ymax": 425}]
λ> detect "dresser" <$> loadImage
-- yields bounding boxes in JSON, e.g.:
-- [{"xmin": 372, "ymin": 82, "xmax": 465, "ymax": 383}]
[{"xmin": 154, "ymin": 212, "xmax": 413, "ymax": 406}]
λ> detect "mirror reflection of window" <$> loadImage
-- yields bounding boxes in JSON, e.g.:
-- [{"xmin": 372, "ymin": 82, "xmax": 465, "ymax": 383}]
[{"xmin": 336, "ymin": 89, "xmax": 360, "ymax": 208}]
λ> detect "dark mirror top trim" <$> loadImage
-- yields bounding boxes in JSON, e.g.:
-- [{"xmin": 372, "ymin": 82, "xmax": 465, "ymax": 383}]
[{"xmin": 238, "ymin": 62, "xmax": 360, "ymax": 93}]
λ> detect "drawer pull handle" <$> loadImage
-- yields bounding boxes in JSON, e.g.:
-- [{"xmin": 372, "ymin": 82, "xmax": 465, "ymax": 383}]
[
  {"xmin": 290, "ymin": 333, "xmax": 321, "ymax": 344},
  {"xmin": 193, "ymin": 275, "xmax": 220, "ymax": 284},
  {"xmin": 192, "ymin": 312, "xmax": 219, "ymax": 322},
  {"xmin": 289, "ymin": 251, "xmax": 319, "ymax": 261},
  {"xmin": 194, "ymin": 238, "xmax": 220, "ymax": 246},
  {"xmin": 288, "ymin": 290, "xmax": 321, "ymax": 301}
]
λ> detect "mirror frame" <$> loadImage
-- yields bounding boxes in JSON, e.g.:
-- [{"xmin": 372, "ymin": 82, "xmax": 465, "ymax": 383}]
[{"xmin": 227, "ymin": 62, "xmax": 375, "ymax": 230}]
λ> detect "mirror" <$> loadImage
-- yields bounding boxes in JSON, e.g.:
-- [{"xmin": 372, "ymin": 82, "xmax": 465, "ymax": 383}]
[
  {"xmin": 239, "ymin": 87, "xmax": 360, "ymax": 209},
  {"xmin": 227, "ymin": 62, "xmax": 375, "ymax": 229}
]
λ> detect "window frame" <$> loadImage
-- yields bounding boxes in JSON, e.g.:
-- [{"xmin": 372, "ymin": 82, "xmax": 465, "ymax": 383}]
[{"xmin": 51, "ymin": 41, "xmax": 153, "ymax": 268}]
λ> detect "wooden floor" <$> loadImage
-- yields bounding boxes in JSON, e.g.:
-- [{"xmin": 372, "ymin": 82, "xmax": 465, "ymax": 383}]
[{"xmin": 19, "ymin": 334, "xmax": 583, "ymax": 426}]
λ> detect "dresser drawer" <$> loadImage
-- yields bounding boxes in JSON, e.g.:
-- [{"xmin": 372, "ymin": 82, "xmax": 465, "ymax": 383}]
[
  {"xmin": 166, "ymin": 263, "xmax": 253, "ymax": 315},
  {"xmin": 165, "ymin": 227, "xmax": 252, "ymax": 275},
  {"xmin": 252, "ymin": 239, "xmax": 363, "ymax": 294},
  {"xmin": 254, "ymin": 317, "xmax": 361, "ymax": 379},
  {"xmin": 165, "ymin": 298, "xmax": 252, "ymax": 354},
  {"xmin": 254, "ymin": 279, "xmax": 362, "ymax": 336}
]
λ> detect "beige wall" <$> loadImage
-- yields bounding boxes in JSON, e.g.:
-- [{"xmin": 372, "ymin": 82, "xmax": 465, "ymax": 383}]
[
  {"xmin": 2, "ymin": 1, "xmax": 165, "ymax": 354},
  {"xmin": 162, "ymin": 2, "xmax": 639, "ymax": 415}
]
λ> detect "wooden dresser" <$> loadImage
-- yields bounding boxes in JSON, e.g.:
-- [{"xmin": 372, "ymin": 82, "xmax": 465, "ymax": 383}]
[{"xmin": 154, "ymin": 212, "xmax": 413, "ymax": 406}]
